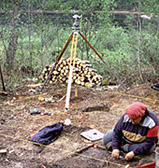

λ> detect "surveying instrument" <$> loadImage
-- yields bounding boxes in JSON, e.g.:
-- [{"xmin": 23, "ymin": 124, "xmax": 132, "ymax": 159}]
[{"xmin": 41, "ymin": 14, "xmax": 126, "ymax": 112}]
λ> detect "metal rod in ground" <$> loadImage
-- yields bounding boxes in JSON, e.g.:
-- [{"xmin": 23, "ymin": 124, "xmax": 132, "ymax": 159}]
[
  {"xmin": 40, "ymin": 33, "xmax": 73, "ymax": 91},
  {"xmin": 0, "ymin": 65, "xmax": 6, "ymax": 91},
  {"xmin": 79, "ymin": 32, "xmax": 127, "ymax": 90}
]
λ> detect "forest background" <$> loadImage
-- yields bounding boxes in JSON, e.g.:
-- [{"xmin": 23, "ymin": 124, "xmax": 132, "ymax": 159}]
[{"xmin": 0, "ymin": 0, "xmax": 159, "ymax": 90}]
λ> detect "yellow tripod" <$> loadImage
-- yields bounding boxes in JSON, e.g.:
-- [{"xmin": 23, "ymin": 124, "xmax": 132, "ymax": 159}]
[{"xmin": 41, "ymin": 14, "xmax": 127, "ymax": 112}]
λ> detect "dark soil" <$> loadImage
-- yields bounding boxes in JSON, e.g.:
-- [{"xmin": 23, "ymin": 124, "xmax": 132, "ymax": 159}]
[{"xmin": 0, "ymin": 81, "xmax": 159, "ymax": 168}]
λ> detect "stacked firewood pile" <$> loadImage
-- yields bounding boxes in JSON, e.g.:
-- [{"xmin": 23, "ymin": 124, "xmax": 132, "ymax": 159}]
[{"xmin": 39, "ymin": 57, "xmax": 103, "ymax": 88}]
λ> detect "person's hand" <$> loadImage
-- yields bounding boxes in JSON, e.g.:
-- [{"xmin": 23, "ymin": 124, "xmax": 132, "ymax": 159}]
[
  {"xmin": 111, "ymin": 149, "xmax": 120, "ymax": 159},
  {"xmin": 125, "ymin": 151, "xmax": 135, "ymax": 160}
]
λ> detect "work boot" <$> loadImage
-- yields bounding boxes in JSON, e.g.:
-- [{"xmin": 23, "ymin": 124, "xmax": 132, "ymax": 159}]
[{"xmin": 106, "ymin": 142, "xmax": 112, "ymax": 151}]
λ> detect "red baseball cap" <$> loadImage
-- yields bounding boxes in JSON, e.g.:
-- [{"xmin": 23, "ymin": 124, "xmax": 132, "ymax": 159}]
[{"xmin": 126, "ymin": 102, "xmax": 146, "ymax": 119}]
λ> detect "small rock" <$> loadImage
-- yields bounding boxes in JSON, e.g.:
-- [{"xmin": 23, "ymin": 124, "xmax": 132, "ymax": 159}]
[
  {"xmin": 64, "ymin": 119, "xmax": 71, "ymax": 126},
  {"xmin": 0, "ymin": 149, "xmax": 7, "ymax": 154}
]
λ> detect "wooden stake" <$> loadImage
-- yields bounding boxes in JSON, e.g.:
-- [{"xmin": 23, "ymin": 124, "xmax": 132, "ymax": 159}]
[
  {"xmin": 75, "ymin": 86, "xmax": 78, "ymax": 97},
  {"xmin": 65, "ymin": 66, "xmax": 74, "ymax": 112},
  {"xmin": 0, "ymin": 65, "xmax": 6, "ymax": 91}
]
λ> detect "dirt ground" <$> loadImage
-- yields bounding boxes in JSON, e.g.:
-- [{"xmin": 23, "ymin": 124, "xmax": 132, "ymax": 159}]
[{"xmin": 0, "ymin": 81, "xmax": 159, "ymax": 168}]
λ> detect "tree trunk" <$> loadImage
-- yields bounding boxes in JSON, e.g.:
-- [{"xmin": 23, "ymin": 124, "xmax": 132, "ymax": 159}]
[
  {"xmin": 5, "ymin": 5, "xmax": 19, "ymax": 71},
  {"xmin": 40, "ymin": 0, "xmax": 45, "ymax": 70},
  {"xmin": 137, "ymin": 0, "xmax": 143, "ymax": 81},
  {"xmin": 154, "ymin": 21, "xmax": 159, "ymax": 71},
  {"xmin": 28, "ymin": 0, "xmax": 32, "ymax": 69}
]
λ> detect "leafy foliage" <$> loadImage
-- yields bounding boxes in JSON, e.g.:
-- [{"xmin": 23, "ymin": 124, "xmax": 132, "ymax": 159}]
[{"xmin": 0, "ymin": 0, "xmax": 159, "ymax": 91}]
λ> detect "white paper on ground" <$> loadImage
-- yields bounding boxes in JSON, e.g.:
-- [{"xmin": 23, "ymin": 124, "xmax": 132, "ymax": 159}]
[{"xmin": 80, "ymin": 129, "xmax": 104, "ymax": 141}]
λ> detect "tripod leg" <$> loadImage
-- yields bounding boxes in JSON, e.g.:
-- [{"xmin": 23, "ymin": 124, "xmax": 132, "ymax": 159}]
[
  {"xmin": 40, "ymin": 33, "xmax": 73, "ymax": 91},
  {"xmin": 79, "ymin": 32, "xmax": 127, "ymax": 90}
]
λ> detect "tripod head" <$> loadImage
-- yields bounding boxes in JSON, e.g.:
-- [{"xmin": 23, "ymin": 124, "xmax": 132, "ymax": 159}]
[{"xmin": 72, "ymin": 14, "xmax": 80, "ymax": 32}]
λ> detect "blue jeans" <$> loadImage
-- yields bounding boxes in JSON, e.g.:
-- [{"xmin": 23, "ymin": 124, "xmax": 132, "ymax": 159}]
[
  {"xmin": 103, "ymin": 129, "xmax": 156, "ymax": 155},
  {"xmin": 103, "ymin": 129, "xmax": 114, "ymax": 147}
]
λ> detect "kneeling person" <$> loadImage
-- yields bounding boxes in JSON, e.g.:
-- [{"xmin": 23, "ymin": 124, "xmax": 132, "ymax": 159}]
[{"xmin": 103, "ymin": 102, "xmax": 159, "ymax": 160}]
